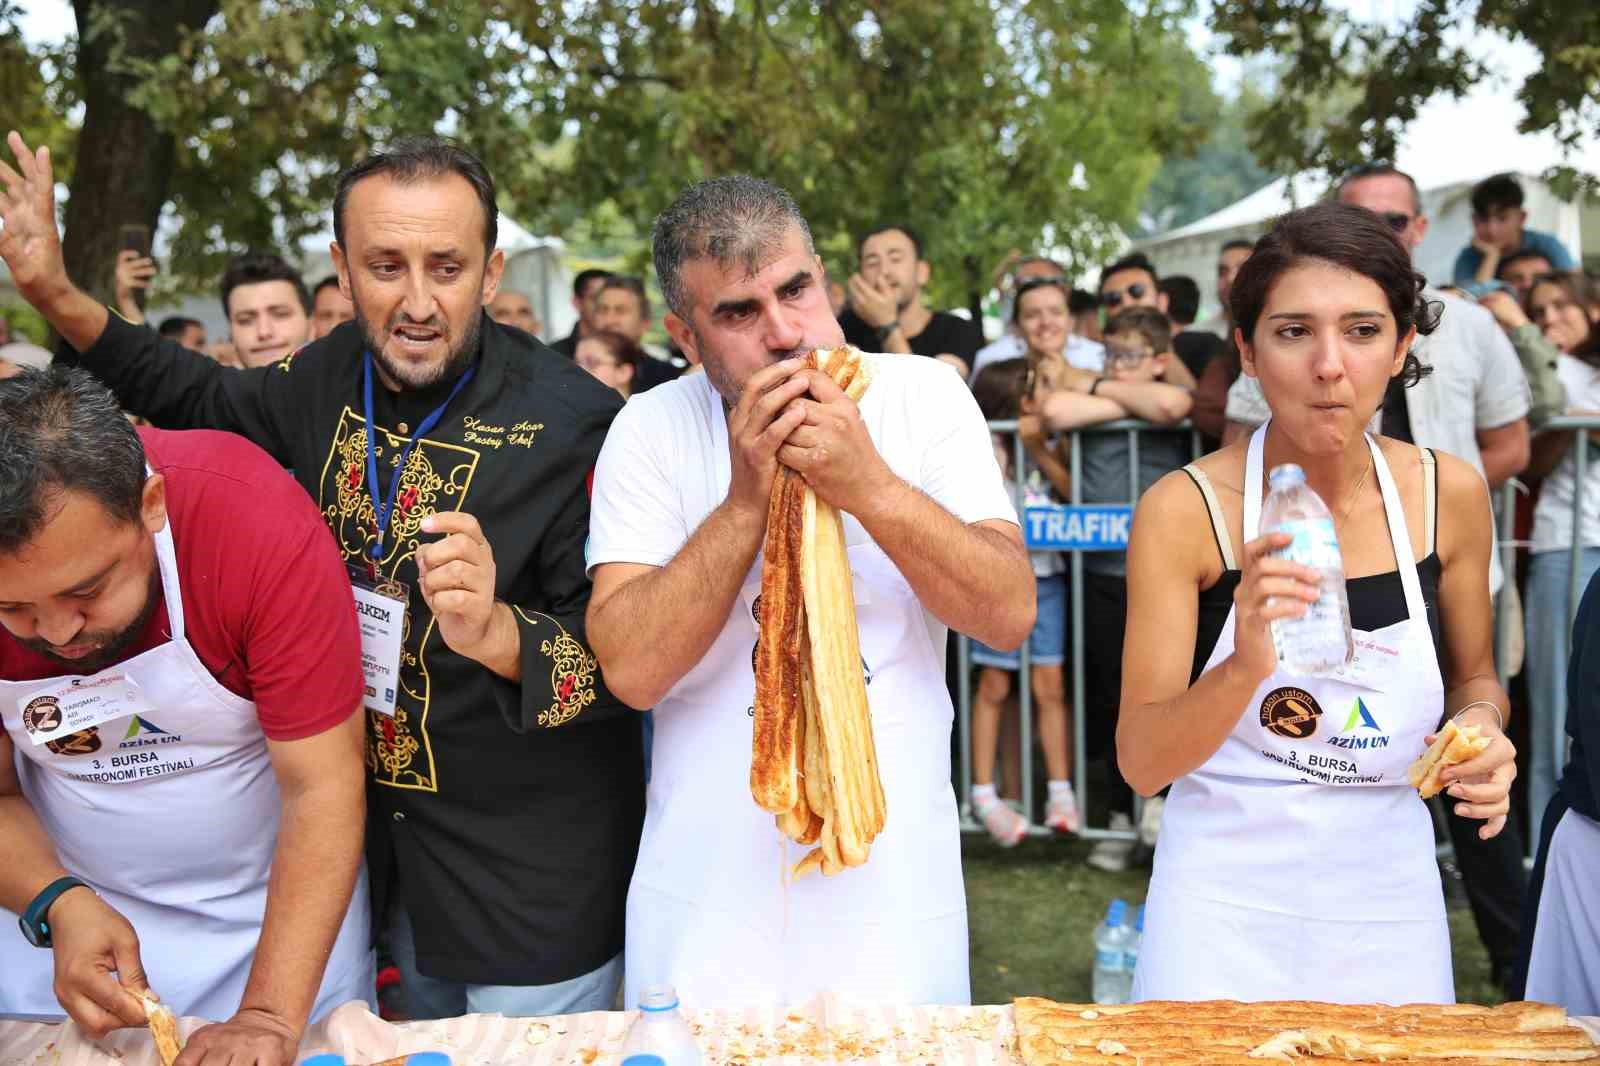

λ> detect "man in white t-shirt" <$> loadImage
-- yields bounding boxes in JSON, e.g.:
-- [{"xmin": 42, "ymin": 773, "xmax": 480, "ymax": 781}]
[{"xmin": 584, "ymin": 175, "xmax": 1034, "ymax": 1009}]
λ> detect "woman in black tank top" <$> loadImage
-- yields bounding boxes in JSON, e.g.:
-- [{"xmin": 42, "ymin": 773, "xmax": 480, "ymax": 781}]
[{"xmin": 1117, "ymin": 201, "xmax": 1517, "ymax": 836}]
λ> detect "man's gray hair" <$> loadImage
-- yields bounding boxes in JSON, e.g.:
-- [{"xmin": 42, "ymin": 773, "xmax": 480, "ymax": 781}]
[{"xmin": 652, "ymin": 175, "xmax": 814, "ymax": 317}]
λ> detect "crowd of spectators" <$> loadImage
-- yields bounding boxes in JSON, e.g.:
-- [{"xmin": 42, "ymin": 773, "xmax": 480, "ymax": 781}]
[{"xmin": 0, "ymin": 154, "xmax": 1593, "ymax": 1015}]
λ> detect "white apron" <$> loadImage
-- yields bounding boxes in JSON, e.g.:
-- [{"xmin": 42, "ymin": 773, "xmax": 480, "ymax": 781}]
[
  {"xmin": 1525, "ymin": 808, "xmax": 1600, "ymax": 1016},
  {"xmin": 1133, "ymin": 423, "xmax": 1452, "ymax": 1004},
  {"xmin": 624, "ymin": 396, "xmax": 969, "ymax": 1010},
  {"xmin": 0, "ymin": 515, "xmax": 373, "ymax": 1021}
]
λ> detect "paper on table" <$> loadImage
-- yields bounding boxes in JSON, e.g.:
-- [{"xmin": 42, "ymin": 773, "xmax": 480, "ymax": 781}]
[{"xmin": 0, "ymin": 998, "xmax": 1022, "ymax": 1066}]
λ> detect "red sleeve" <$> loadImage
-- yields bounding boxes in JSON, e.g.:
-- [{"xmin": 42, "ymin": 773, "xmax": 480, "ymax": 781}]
[{"xmin": 242, "ymin": 510, "xmax": 365, "ymax": 743}]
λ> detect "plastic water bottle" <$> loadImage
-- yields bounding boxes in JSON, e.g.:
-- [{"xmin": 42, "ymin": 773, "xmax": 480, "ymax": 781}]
[
  {"xmin": 1260, "ymin": 463, "xmax": 1354, "ymax": 675},
  {"xmin": 1092, "ymin": 899, "xmax": 1130, "ymax": 1005},
  {"xmin": 1120, "ymin": 905, "xmax": 1144, "ymax": 1003},
  {"xmin": 621, "ymin": 984, "xmax": 704, "ymax": 1066}
]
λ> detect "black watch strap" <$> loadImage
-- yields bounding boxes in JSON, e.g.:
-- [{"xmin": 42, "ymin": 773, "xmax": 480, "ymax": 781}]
[
  {"xmin": 19, "ymin": 875, "xmax": 88, "ymax": 948},
  {"xmin": 874, "ymin": 322, "xmax": 899, "ymax": 346}
]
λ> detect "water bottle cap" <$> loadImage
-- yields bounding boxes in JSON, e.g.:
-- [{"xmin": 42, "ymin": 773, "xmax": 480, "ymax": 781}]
[
  {"xmin": 1106, "ymin": 898, "xmax": 1126, "ymax": 923},
  {"xmin": 1268, "ymin": 463, "xmax": 1307, "ymax": 489},
  {"xmin": 298, "ymin": 1057, "xmax": 346, "ymax": 1066},
  {"xmin": 1135, "ymin": 904, "xmax": 1145, "ymax": 932},
  {"xmin": 621, "ymin": 1058, "xmax": 667, "ymax": 1066},
  {"xmin": 403, "ymin": 1056, "xmax": 452, "ymax": 1066},
  {"xmin": 638, "ymin": 983, "xmax": 680, "ymax": 1012}
]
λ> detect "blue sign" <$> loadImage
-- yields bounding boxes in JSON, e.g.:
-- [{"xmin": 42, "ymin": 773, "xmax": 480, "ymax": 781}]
[{"xmin": 1024, "ymin": 505, "xmax": 1133, "ymax": 551}]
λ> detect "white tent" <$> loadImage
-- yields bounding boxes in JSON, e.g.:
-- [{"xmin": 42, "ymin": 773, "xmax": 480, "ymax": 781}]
[{"xmin": 1137, "ymin": 172, "xmax": 1598, "ymax": 322}]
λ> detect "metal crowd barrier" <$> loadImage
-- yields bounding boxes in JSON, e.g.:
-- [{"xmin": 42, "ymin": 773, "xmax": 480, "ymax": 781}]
[
  {"xmin": 958, "ymin": 419, "xmax": 1203, "ymax": 841},
  {"xmin": 1505, "ymin": 414, "xmax": 1600, "ymax": 839},
  {"xmin": 958, "ymin": 415, "xmax": 1600, "ymax": 846}
]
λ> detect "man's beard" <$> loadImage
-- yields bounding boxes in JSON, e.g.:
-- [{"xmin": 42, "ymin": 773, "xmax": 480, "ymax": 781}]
[
  {"xmin": 358, "ymin": 304, "xmax": 483, "ymax": 391},
  {"xmin": 18, "ymin": 566, "xmax": 162, "ymax": 675}
]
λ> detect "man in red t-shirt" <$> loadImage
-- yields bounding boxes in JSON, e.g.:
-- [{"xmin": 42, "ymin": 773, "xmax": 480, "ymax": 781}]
[{"xmin": 0, "ymin": 367, "xmax": 370, "ymax": 1066}]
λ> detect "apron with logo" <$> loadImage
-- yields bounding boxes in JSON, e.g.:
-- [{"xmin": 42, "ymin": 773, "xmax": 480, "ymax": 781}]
[
  {"xmin": 623, "ymin": 386, "xmax": 969, "ymax": 1010},
  {"xmin": 0, "ymin": 514, "xmax": 372, "ymax": 1020},
  {"xmin": 1133, "ymin": 422, "xmax": 1452, "ymax": 1004}
]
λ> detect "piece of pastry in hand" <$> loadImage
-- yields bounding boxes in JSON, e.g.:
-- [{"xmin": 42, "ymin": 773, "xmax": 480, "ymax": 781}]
[
  {"xmin": 1408, "ymin": 720, "xmax": 1493, "ymax": 799},
  {"xmin": 138, "ymin": 991, "xmax": 183, "ymax": 1066}
]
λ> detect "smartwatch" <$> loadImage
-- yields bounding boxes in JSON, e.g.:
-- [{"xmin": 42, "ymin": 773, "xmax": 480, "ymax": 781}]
[
  {"xmin": 874, "ymin": 322, "xmax": 899, "ymax": 347},
  {"xmin": 19, "ymin": 876, "xmax": 88, "ymax": 948}
]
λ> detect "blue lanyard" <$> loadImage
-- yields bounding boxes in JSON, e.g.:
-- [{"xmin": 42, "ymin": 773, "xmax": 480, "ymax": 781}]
[{"xmin": 363, "ymin": 352, "xmax": 476, "ymax": 560}]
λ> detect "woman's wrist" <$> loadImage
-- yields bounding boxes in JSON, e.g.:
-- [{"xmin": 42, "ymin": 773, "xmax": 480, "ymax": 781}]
[{"xmin": 1453, "ymin": 700, "xmax": 1505, "ymax": 733}]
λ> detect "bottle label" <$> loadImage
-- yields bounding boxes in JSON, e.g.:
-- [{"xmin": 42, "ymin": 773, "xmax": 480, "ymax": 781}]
[
  {"xmin": 1269, "ymin": 518, "xmax": 1348, "ymax": 670},
  {"xmin": 1273, "ymin": 518, "xmax": 1341, "ymax": 570},
  {"xmin": 1095, "ymin": 947, "xmax": 1121, "ymax": 968}
]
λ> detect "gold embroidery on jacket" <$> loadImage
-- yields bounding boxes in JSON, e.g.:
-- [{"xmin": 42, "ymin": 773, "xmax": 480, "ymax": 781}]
[
  {"xmin": 318, "ymin": 407, "xmax": 480, "ymax": 792},
  {"xmin": 514, "ymin": 608, "xmax": 598, "ymax": 728}
]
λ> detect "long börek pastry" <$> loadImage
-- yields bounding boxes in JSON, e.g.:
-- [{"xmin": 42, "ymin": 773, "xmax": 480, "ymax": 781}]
[{"xmin": 751, "ymin": 346, "xmax": 886, "ymax": 876}]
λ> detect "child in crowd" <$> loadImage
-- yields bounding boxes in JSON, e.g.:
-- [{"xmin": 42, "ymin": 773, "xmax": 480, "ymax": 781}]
[
  {"xmin": 1455, "ymin": 172, "xmax": 1576, "ymax": 289},
  {"xmin": 1034, "ymin": 306, "xmax": 1194, "ymax": 870},
  {"xmin": 967, "ymin": 357, "xmax": 1079, "ymax": 845}
]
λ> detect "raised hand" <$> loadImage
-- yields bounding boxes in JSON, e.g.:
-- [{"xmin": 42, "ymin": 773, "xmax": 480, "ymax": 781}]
[{"xmin": 0, "ymin": 131, "xmax": 69, "ymax": 301}]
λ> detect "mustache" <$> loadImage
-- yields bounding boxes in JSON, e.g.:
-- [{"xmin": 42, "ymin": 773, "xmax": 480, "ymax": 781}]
[
  {"xmin": 771, "ymin": 342, "xmax": 822, "ymax": 362},
  {"xmin": 388, "ymin": 313, "xmax": 449, "ymax": 334}
]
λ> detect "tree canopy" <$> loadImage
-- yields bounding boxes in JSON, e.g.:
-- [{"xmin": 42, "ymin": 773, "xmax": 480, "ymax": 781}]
[
  {"xmin": 1209, "ymin": 0, "xmax": 1600, "ymax": 196},
  {"xmin": 5, "ymin": 0, "xmax": 1202, "ymax": 306}
]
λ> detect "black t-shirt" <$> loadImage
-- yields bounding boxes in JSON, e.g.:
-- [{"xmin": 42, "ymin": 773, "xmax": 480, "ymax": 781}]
[
  {"xmin": 837, "ymin": 307, "xmax": 985, "ymax": 369},
  {"xmin": 633, "ymin": 351, "xmax": 685, "ymax": 393},
  {"xmin": 550, "ymin": 330, "xmax": 580, "ymax": 357},
  {"xmin": 1173, "ymin": 330, "xmax": 1226, "ymax": 381},
  {"xmin": 63, "ymin": 313, "xmax": 642, "ymax": 987}
]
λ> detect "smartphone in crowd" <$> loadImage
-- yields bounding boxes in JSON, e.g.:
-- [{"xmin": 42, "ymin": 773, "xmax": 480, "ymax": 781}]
[
  {"xmin": 118, "ymin": 224, "xmax": 153, "ymax": 310},
  {"xmin": 119, "ymin": 223, "xmax": 152, "ymax": 257}
]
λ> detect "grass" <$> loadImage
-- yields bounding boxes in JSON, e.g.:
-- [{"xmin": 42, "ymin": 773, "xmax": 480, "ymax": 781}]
[{"xmin": 962, "ymin": 834, "xmax": 1502, "ymax": 1006}]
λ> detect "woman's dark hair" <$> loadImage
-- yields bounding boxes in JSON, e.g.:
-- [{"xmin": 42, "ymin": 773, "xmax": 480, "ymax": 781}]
[
  {"xmin": 1526, "ymin": 270, "xmax": 1600, "ymax": 366},
  {"xmin": 582, "ymin": 329, "xmax": 647, "ymax": 377},
  {"xmin": 971, "ymin": 358, "xmax": 1029, "ymax": 421},
  {"xmin": 1012, "ymin": 276, "xmax": 1069, "ymax": 324},
  {"xmin": 1229, "ymin": 201, "xmax": 1438, "ymax": 388}
]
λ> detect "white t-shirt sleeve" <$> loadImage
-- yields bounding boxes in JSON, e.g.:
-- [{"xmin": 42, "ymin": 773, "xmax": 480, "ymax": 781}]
[
  {"xmin": 1225, "ymin": 372, "xmax": 1270, "ymax": 425},
  {"xmin": 914, "ymin": 363, "xmax": 1018, "ymax": 527},
  {"xmin": 1559, "ymin": 355, "xmax": 1600, "ymax": 410},
  {"xmin": 1468, "ymin": 310, "xmax": 1533, "ymax": 429},
  {"xmin": 586, "ymin": 396, "xmax": 690, "ymax": 575}
]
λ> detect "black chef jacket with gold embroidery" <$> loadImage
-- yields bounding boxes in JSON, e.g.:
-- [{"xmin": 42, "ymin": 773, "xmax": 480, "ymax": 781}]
[{"xmin": 62, "ymin": 312, "xmax": 643, "ymax": 985}]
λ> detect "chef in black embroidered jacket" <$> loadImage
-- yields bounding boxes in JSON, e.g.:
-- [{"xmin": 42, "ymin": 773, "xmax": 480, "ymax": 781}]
[{"xmin": 0, "ymin": 131, "xmax": 643, "ymax": 1017}]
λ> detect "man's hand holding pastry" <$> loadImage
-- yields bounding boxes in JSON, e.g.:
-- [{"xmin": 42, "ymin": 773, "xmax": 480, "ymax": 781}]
[
  {"xmin": 47, "ymin": 887, "xmax": 151, "ymax": 1038},
  {"xmin": 725, "ymin": 357, "xmax": 814, "ymax": 520},
  {"xmin": 778, "ymin": 367, "xmax": 897, "ymax": 517}
]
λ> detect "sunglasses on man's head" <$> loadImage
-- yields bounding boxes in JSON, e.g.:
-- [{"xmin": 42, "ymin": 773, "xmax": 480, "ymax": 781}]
[
  {"xmin": 1100, "ymin": 283, "xmax": 1147, "ymax": 308},
  {"xmin": 1016, "ymin": 276, "xmax": 1068, "ymax": 298}
]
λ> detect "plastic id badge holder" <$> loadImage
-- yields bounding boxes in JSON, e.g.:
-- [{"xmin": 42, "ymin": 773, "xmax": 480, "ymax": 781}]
[{"xmin": 349, "ymin": 564, "xmax": 408, "ymax": 716}]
